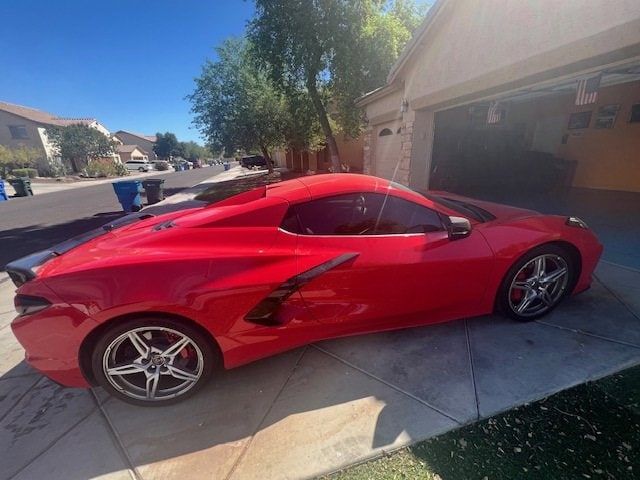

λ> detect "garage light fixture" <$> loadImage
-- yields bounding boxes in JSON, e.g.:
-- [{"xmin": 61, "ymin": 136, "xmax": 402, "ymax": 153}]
[{"xmin": 400, "ymin": 98, "xmax": 409, "ymax": 113}]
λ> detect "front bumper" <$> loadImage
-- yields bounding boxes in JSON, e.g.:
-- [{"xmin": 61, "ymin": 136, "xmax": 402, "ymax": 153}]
[{"xmin": 11, "ymin": 298, "xmax": 96, "ymax": 388}]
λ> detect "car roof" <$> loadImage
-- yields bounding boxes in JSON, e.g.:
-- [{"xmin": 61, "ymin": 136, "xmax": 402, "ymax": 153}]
[{"xmin": 266, "ymin": 174, "xmax": 399, "ymax": 203}]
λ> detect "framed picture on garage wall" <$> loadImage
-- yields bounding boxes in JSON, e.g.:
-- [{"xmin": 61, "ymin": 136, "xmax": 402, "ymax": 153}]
[
  {"xmin": 594, "ymin": 104, "xmax": 620, "ymax": 129},
  {"xmin": 568, "ymin": 110, "xmax": 592, "ymax": 129}
]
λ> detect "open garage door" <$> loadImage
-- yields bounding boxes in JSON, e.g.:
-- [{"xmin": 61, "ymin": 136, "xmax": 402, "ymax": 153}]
[
  {"xmin": 430, "ymin": 66, "xmax": 640, "ymax": 195},
  {"xmin": 373, "ymin": 121, "xmax": 402, "ymax": 180}
]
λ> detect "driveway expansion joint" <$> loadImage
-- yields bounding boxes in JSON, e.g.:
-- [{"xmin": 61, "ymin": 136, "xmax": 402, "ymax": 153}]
[
  {"xmin": 535, "ymin": 319, "xmax": 640, "ymax": 350},
  {"xmin": 225, "ymin": 346, "xmax": 309, "ymax": 480},
  {"xmin": 312, "ymin": 344, "xmax": 464, "ymax": 425},
  {"xmin": 593, "ymin": 272, "xmax": 640, "ymax": 322},
  {"xmin": 89, "ymin": 389, "xmax": 143, "ymax": 480},
  {"xmin": 464, "ymin": 319, "xmax": 481, "ymax": 421}
]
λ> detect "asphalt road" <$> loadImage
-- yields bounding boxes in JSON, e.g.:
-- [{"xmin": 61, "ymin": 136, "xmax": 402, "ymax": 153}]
[{"xmin": 0, "ymin": 166, "xmax": 224, "ymax": 269}]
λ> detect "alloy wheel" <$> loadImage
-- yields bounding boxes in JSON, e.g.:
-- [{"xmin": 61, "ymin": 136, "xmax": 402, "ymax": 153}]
[
  {"xmin": 102, "ymin": 326, "xmax": 204, "ymax": 402},
  {"xmin": 508, "ymin": 254, "xmax": 569, "ymax": 318}
]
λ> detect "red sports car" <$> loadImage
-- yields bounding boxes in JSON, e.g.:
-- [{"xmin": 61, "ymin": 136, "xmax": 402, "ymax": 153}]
[{"xmin": 8, "ymin": 174, "xmax": 602, "ymax": 405}]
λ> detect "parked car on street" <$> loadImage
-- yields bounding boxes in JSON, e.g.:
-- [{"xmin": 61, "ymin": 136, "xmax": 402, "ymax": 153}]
[
  {"xmin": 7, "ymin": 174, "xmax": 602, "ymax": 406},
  {"xmin": 240, "ymin": 155, "xmax": 273, "ymax": 169},
  {"xmin": 124, "ymin": 160, "xmax": 152, "ymax": 172}
]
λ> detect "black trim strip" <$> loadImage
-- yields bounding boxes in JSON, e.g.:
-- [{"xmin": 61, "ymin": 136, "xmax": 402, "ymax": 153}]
[
  {"xmin": 245, "ymin": 252, "xmax": 359, "ymax": 326},
  {"xmin": 5, "ymin": 212, "xmax": 155, "ymax": 287}
]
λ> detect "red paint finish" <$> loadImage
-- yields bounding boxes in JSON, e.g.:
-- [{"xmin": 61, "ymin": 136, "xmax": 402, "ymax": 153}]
[{"xmin": 10, "ymin": 174, "xmax": 603, "ymax": 388}]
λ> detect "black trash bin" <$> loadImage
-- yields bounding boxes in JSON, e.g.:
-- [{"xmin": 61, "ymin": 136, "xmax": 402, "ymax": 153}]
[
  {"xmin": 9, "ymin": 177, "xmax": 34, "ymax": 197},
  {"xmin": 142, "ymin": 179, "xmax": 165, "ymax": 205}
]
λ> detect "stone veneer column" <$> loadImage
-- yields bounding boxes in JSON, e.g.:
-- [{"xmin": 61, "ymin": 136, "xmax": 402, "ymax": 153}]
[{"xmin": 362, "ymin": 126, "xmax": 373, "ymax": 174}]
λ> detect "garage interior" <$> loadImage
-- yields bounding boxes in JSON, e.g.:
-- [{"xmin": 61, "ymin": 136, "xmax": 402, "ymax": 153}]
[{"xmin": 428, "ymin": 63, "xmax": 640, "ymax": 268}]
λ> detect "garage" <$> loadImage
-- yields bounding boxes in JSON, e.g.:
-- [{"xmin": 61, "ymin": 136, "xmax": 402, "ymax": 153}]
[
  {"xmin": 357, "ymin": 0, "xmax": 640, "ymax": 268},
  {"xmin": 429, "ymin": 68, "xmax": 640, "ymax": 195},
  {"xmin": 372, "ymin": 121, "xmax": 402, "ymax": 180}
]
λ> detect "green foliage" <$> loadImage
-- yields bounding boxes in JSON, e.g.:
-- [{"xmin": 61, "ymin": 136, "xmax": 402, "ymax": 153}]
[
  {"xmin": 84, "ymin": 158, "xmax": 124, "ymax": 178},
  {"xmin": 250, "ymin": 0, "xmax": 426, "ymax": 149},
  {"xmin": 115, "ymin": 161, "xmax": 129, "ymax": 177},
  {"xmin": 153, "ymin": 132, "xmax": 180, "ymax": 159},
  {"xmin": 180, "ymin": 141, "xmax": 211, "ymax": 161},
  {"xmin": 154, "ymin": 160, "xmax": 170, "ymax": 171},
  {"xmin": 0, "ymin": 145, "xmax": 45, "ymax": 177},
  {"xmin": 189, "ymin": 38, "xmax": 292, "ymax": 171},
  {"xmin": 46, "ymin": 124, "xmax": 117, "ymax": 173},
  {"xmin": 11, "ymin": 168, "xmax": 38, "ymax": 178}
]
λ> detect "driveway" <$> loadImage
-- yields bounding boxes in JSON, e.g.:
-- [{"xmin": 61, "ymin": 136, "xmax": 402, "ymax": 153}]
[{"xmin": 1, "ymin": 259, "xmax": 639, "ymax": 480}]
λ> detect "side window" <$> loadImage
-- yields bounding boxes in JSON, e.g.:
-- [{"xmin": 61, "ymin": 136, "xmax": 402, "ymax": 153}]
[{"xmin": 280, "ymin": 193, "xmax": 443, "ymax": 235}]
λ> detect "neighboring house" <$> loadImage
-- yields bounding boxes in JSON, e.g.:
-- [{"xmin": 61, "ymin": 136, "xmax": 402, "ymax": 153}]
[
  {"xmin": 0, "ymin": 101, "xmax": 114, "ymax": 166},
  {"xmin": 117, "ymin": 145, "xmax": 149, "ymax": 163},
  {"xmin": 357, "ymin": 0, "xmax": 640, "ymax": 193},
  {"xmin": 114, "ymin": 131, "xmax": 157, "ymax": 161}
]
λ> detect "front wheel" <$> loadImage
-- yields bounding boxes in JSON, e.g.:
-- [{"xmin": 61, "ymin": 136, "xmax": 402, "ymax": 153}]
[
  {"xmin": 498, "ymin": 245, "xmax": 574, "ymax": 321},
  {"xmin": 92, "ymin": 318, "xmax": 215, "ymax": 406}
]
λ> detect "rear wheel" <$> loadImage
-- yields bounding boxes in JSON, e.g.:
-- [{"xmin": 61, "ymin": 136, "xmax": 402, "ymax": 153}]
[
  {"xmin": 498, "ymin": 245, "xmax": 573, "ymax": 321},
  {"xmin": 92, "ymin": 318, "xmax": 215, "ymax": 406}
]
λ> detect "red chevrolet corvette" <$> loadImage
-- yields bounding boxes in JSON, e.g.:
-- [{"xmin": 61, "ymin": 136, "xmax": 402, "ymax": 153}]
[{"xmin": 8, "ymin": 174, "xmax": 602, "ymax": 405}]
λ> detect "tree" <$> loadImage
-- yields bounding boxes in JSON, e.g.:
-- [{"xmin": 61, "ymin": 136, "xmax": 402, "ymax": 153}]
[
  {"xmin": 153, "ymin": 132, "xmax": 180, "ymax": 160},
  {"xmin": 45, "ymin": 124, "xmax": 116, "ymax": 173},
  {"xmin": 189, "ymin": 38, "xmax": 291, "ymax": 173},
  {"xmin": 249, "ymin": 1, "xmax": 426, "ymax": 167},
  {"xmin": 180, "ymin": 141, "xmax": 211, "ymax": 162}
]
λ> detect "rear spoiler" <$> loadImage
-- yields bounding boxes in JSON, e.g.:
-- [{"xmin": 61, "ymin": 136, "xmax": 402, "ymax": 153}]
[{"xmin": 5, "ymin": 213, "xmax": 154, "ymax": 287}]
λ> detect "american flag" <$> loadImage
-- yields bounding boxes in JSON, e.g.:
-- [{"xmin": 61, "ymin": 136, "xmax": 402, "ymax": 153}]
[
  {"xmin": 575, "ymin": 75, "xmax": 601, "ymax": 106},
  {"xmin": 487, "ymin": 101, "xmax": 502, "ymax": 124}
]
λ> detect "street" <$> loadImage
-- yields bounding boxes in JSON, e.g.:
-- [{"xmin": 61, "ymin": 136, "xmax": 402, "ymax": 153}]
[{"xmin": 0, "ymin": 166, "xmax": 224, "ymax": 269}]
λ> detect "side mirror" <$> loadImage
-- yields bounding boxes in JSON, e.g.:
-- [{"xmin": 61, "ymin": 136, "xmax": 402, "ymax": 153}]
[{"xmin": 446, "ymin": 216, "xmax": 472, "ymax": 240}]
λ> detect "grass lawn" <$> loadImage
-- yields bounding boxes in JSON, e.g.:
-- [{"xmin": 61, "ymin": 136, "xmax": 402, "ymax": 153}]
[{"xmin": 327, "ymin": 366, "xmax": 640, "ymax": 480}]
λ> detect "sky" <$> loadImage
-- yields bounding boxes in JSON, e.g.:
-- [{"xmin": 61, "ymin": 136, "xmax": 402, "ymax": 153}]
[{"xmin": 0, "ymin": 1, "xmax": 256, "ymax": 143}]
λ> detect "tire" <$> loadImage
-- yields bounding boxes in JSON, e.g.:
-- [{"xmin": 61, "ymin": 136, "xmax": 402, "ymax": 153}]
[
  {"xmin": 497, "ymin": 244, "xmax": 574, "ymax": 322},
  {"xmin": 138, "ymin": 167, "xmax": 145, "ymax": 172},
  {"xmin": 92, "ymin": 317, "xmax": 216, "ymax": 406}
]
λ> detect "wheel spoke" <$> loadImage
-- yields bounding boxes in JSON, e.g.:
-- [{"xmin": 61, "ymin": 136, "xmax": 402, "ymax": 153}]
[
  {"xmin": 107, "ymin": 362, "xmax": 145, "ymax": 377},
  {"xmin": 128, "ymin": 332, "xmax": 150, "ymax": 357},
  {"xmin": 512, "ymin": 281, "xmax": 529, "ymax": 291},
  {"xmin": 540, "ymin": 289, "xmax": 554, "ymax": 306},
  {"xmin": 516, "ymin": 291, "xmax": 536, "ymax": 313},
  {"xmin": 541, "ymin": 267, "xmax": 567, "ymax": 285},
  {"xmin": 165, "ymin": 365, "xmax": 199, "ymax": 382},
  {"xmin": 146, "ymin": 370, "xmax": 160, "ymax": 399},
  {"xmin": 161, "ymin": 337, "xmax": 190, "ymax": 358},
  {"xmin": 533, "ymin": 257, "xmax": 546, "ymax": 278}
]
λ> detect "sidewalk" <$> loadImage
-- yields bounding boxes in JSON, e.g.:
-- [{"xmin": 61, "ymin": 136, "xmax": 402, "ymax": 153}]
[{"xmin": 3, "ymin": 168, "xmax": 177, "ymax": 197}]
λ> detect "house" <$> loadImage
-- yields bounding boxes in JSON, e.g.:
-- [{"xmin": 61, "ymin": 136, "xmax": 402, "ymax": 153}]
[
  {"xmin": 357, "ymin": 0, "xmax": 640, "ymax": 193},
  {"xmin": 0, "ymin": 101, "xmax": 111, "ymax": 163},
  {"xmin": 116, "ymin": 144, "xmax": 149, "ymax": 163},
  {"xmin": 114, "ymin": 131, "xmax": 157, "ymax": 161}
]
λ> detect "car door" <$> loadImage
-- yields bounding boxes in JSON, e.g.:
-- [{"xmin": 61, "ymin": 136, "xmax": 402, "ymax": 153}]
[{"xmin": 282, "ymin": 192, "xmax": 494, "ymax": 333}]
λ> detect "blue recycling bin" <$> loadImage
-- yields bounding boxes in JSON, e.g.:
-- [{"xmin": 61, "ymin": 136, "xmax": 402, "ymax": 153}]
[
  {"xmin": 223, "ymin": 162, "xmax": 230, "ymax": 171},
  {"xmin": 112, "ymin": 180, "xmax": 143, "ymax": 212},
  {"xmin": 0, "ymin": 180, "xmax": 8, "ymax": 201}
]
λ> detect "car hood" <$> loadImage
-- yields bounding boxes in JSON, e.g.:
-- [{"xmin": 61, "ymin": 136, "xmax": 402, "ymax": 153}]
[{"xmin": 430, "ymin": 191, "xmax": 541, "ymax": 222}]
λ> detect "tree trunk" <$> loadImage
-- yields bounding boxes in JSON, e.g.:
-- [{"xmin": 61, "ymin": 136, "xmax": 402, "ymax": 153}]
[
  {"xmin": 70, "ymin": 157, "xmax": 81, "ymax": 173},
  {"xmin": 260, "ymin": 146, "xmax": 274, "ymax": 174},
  {"xmin": 306, "ymin": 75, "xmax": 341, "ymax": 172}
]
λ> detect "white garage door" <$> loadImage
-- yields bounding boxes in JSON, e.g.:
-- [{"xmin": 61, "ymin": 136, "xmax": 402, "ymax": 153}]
[{"xmin": 374, "ymin": 122, "xmax": 402, "ymax": 180}]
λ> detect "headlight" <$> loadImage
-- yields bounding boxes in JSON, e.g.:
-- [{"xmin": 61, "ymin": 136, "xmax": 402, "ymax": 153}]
[{"xmin": 566, "ymin": 216, "xmax": 589, "ymax": 229}]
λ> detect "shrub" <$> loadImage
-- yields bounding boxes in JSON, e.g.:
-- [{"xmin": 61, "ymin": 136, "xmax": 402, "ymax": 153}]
[
  {"xmin": 85, "ymin": 159, "xmax": 120, "ymax": 178},
  {"xmin": 154, "ymin": 161, "xmax": 170, "ymax": 171},
  {"xmin": 115, "ymin": 162, "xmax": 129, "ymax": 177},
  {"xmin": 11, "ymin": 168, "xmax": 38, "ymax": 178}
]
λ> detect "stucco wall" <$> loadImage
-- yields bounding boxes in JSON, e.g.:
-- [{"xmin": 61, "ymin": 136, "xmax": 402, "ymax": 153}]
[
  {"xmin": 402, "ymin": 0, "xmax": 640, "ymax": 109},
  {"xmin": 0, "ymin": 110, "xmax": 47, "ymax": 155}
]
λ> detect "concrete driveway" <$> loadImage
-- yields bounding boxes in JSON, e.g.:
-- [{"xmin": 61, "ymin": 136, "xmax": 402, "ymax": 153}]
[{"xmin": 1, "ymin": 259, "xmax": 639, "ymax": 480}]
